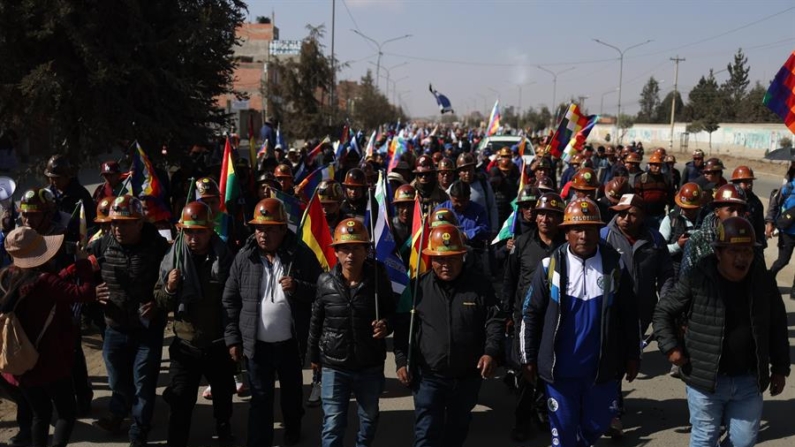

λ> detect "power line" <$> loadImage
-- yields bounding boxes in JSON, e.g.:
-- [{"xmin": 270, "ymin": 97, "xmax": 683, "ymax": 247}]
[
  {"xmin": 379, "ymin": 6, "xmax": 794, "ymax": 69},
  {"xmin": 630, "ymin": 5, "xmax": 795, "ymax": 60}
]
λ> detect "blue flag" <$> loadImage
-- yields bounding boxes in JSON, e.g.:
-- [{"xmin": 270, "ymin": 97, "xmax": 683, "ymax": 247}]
[
  {"xmin": 370, "ymin": 173, "xmax": 408, "ymax": 296},
  {"xmin": 429, "ymin": 84, "xmax": 454, "ymax": 114}
]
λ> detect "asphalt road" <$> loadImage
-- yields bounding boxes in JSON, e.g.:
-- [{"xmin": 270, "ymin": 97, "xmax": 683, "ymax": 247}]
[{"xmin": 2, "ymin": 158, "xmax": 795, "ymax": 447}]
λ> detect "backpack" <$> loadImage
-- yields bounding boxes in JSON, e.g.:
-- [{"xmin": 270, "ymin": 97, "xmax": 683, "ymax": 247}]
[{"xmin": 0, "ymin": 286, "xmax": 56, "ymax": 375}]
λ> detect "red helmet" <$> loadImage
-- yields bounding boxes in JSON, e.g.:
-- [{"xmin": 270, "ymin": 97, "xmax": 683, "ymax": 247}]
[
  {"xmin": 712, "ymin": 184, "xmax": 746, "ymax": 206},
  {"xmin": 423, "ymin": 224, "xmax": 467, "ymax": 257},
  {"xmin": 249, "ymin": 198, "xmax": 288, "ymax": 225},
  {"xmin": 712, "ymin": 216, "xmax": 758, "ymax": 248},
  {"xmin": 571, "ymin": 168, "xmax": 599, "ymax": 191},
  {"xmin": 342, "ymin": 168, "xmax": 367, "ymax": 187},
  {"xmin": 109, "ymin": 195, "xmax": 144, "ymax": 221},
  {"xmin": 274, "ymin": 164, "xmax": 294, "ymax": 179},
  {"xmin": 559, "ymin": 198, "xmax": 604, "ymax": 227},
  {"xmin": 393, "ymin": 184, "xmax": 417, "ymax": 204},
  {"xmin": 731, "ymin": 166, "xmax": 756, "ymax": 182},
  {"xmin": 675, "ymin": 183, "xmax": 703, "ymax": 210},
  {"xmin": 331, "ymin": 218, "xmax": 371, "ymax": 246},
  {"xmin": 95, "ymin": 196, "xmax": 115, "ymax": 223},
  {"xmin": 414, "ymin": 155, "xmax": 436, "ymax": 173}
]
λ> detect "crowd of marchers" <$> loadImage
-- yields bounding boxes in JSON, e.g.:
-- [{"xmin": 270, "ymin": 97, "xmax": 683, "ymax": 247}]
[{"xmin": 0, "ymin": 126, "xmax": 792, "ymax": 447}]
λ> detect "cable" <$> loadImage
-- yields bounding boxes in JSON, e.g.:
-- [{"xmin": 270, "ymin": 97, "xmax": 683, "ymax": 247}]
[
  {"xmin": 630, "ymin": 5, "xmax": 795, "ymax": 60},
  {"xmin": 380, "ymin": 6, "xmax": 794, "ymax": 69},
  {"xmin": 341, "ymin": 0, "xmax": 378, "ymax": 52}
]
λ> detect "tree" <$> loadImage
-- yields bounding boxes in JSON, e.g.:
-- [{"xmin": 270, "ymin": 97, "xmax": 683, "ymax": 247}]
[
  {"xmin": 350, "ymin": 70, "xmax": 401, "ymax": 131},
  {"xmin": 637, "ymin": 77, "xmax": 661, "ymax": 123},
  {"xmin": 0, "ymin": 0, "xmax": 246, "ymax": 162},
  {"xmin": 268, "ymin": 24, "xmax": 336, "ymax": 139},
  {"xmin": 739, "ymin": 81, "xmax": 779, "ymax": 123},
  {"xmin": 720, "ymin": 48, "xmax": 750, "ymax": 121},
  {"xmin": 654, "ymin": 91, "xmax": 685, "ymax": 124},
  {"xmin": 618, "ymin": 114, "xmax": 635, "ymax": 142},
  {"xmin": 685, "ymin": 70, "xmax": 722, "ymax": 149}
]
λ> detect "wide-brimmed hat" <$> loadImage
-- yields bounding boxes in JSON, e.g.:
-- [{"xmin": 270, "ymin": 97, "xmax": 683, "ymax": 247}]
[{"xmin": 4, "ymin": 227, "xmax": 64, "ymax": 269}]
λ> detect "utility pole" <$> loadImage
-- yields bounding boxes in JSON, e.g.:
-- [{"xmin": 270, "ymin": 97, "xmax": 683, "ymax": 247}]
[
  {"xmin": 330, "ymin": 0, "xmax": 336, "ymax": 125},
  {"xmin": 669, "ymin": 56, "xmax": 685, "ymax": 152}
]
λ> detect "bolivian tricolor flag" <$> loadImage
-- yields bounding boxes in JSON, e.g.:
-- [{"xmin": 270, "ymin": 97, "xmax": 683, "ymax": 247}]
[
  {"xmin": 299, "ymin": 191, "xmax": 337, "ymax": 272},
  {"xmin": 408, "ymin": 195, "xmax": 430, "ymax": 279}
]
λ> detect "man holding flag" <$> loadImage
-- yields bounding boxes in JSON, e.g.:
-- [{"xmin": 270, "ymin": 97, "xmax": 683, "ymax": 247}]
[
  {"xmin": 154, "ymin": 201, "xmax": 237, "ymax": 447},
  {"xmin": 308, "ymin": 218, "xmax": 395, "ymax": 447},
  {"xmin": 222, "ymin": 198, "xmax": 322, "ymax": 447}
]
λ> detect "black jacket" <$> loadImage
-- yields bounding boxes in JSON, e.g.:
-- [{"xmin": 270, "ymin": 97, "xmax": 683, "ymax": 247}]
[
  {"xmin": 393, "ymin": 270, "xmax": 502, "ymax": 378},
  {"xmin": 308, "ymin": 260, "xmax": 395, "ymax": 371},
  {"xmin": 222, "ymin": 232, "xmax": 322, "ymax": 359},
  {"xmin": 653, "ymin": 254, "xmax": 790, "ymax": 393},
  {"xmin": 90, "ymin": 222, "xmax": 169, "ymax": 331},
  {"xmin": 601, "ymin": 217, "xmax": 675, "ymax": 332},
  {"xmin": 502, "ymin": 229, "xmax": 565, "ymax": 321}
]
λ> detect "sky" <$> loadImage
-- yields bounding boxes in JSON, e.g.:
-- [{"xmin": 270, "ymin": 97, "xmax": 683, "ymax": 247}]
[{"xmin": 248, "ymin": 0, "xmax": 795, "ymax": 119}]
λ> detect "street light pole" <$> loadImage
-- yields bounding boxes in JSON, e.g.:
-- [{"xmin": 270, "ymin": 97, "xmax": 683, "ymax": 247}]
[
  {"xmin": 352, "ymin": 30, "xmax": 412, "ymax": 92},
  {"xmin": 537, "ymin": 66, "xmax": 575, "ymax": 126},
  {"xmin": 592, "ymin": 38, "xmax": 653, "ymax": 141}
]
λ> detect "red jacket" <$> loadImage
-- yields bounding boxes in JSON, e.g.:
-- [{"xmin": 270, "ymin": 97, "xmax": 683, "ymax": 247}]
[{"xmin": 2, "ymin": 260, "xmax": 96, "ymax": 387}]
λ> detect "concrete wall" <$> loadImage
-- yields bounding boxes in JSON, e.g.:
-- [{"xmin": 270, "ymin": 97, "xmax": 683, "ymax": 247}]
[{"xmin": 590, "ymin": 123, "xmax": 792, "ymax": 158}]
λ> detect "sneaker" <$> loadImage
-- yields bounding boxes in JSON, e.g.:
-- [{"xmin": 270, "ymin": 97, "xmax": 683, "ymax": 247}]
[
  {"xmin": 8, "ymin": 431, "xmax": 32, "ymax": 447},
  {"xmin": 93, "ymin": 415, "xmax": 124, "ymax": 434},
  {"xmin": 234, "ymin": 374, "xmax": 248, "ymax": 397},
  {"xmin": 129, "ymin": 441, "xmax": 147, "ymax": 447},
  {"xmin": 307, "ymin": 381, "xmax": 322, "ymax": 407},
  {"xmin": 606, "ymin": 417, "xmax": 624, "ymax": 439},
  {"xmin": 202, "ymin": 385, "xmax": 213, "ymax": 400},
  {"xmin": 216, "ymin": 421, "xmax": 235, "ymax": 446}
]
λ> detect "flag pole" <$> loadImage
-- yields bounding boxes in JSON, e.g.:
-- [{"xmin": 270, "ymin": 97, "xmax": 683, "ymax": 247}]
[
  {"xmin": 368, "ymin": 182, "xmax": 380, "ymax": 322},
  {"xmin": 286, "ymin": 188, "xmax": 316, "ymax": 278},
  {"xmin": 406, "ymin": 211, "xmax": 428, "ymax": 372},
  {"xmin": 173, "ymin": 177, "xmax": 196, "ymax": 272}
]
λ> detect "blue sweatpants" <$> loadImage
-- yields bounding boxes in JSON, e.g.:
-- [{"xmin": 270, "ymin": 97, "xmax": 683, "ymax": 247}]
[{"xmin": 544, "ymin": 378, "xmax": 619, "ymax": 447}]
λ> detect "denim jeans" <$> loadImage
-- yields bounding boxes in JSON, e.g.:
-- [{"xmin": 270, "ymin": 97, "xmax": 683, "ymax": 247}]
[
  {"xmin": 102, "ymin": 324, "xmax": 165, "ymax": 443},
  {"xmin": 246, "ymin": 339, "xmax": 304, "ymax": 447},
  {"xmin": 687, "ymin": 374, "xmax": 763, "ymax": 447},
  {"xmin": 321, "ymin": 365, "xmax": 385, "ymax": 447},
  {"xmin": 412, "ymin": 373, "xmax": 482, "ymax": 447}
]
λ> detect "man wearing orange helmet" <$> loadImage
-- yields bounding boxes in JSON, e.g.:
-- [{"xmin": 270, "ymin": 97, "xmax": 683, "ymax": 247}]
[
  {"xmin": 654, "ymin": 217, "xmax": 789, "ymax": 447},
  {"xmin": 154, "ymin": 201, "xmax": 237, "ymax": 447},
  {"xmin": 222, "ymin": 198, "xmax": 323, "ymax": 446},
  {"xmin": 89, "ymin": 196, "xmax": 170, "ymax": 446},
  {"xmin": 410, "ymin": 155, "xmax": 449, "ymax": 215},
  {"xmin": 391, "ymin": 184, "xmax": 416, "ymax": 253},
  {"xmin": 341, "ymin": 168, "xmax": 370, "ymax": 221},
  {"xmin": 660, "ymin": 183, "xmax": 704, "ymax": 277},
  {"xmin": 489, "ymin": 147, "xmax": 521, "ymax": 225},
  {"xmin": 520, "ymin": 198, "xmax": 639, "ymax": 447},
  {"xmin": 680, "ymin": 184, "xmax": 749, "ymax": 278},
  {"xmin": 502, "ymin": 192, "xmax": 565, "ymax": 441},
  {"xmin": 393, "ymin": 224, "xmax": 502, "ymax": 447},
  {"xmin": 730, "ymin": 166, "xmax": 766, "ymax": 248},
  {"xmin": 309, "ymin": 218, "xmax": 395, "ymax": 447},
  {"xmin": 634, "ymin": 152, "xmax": 672, "ymax": 228}
]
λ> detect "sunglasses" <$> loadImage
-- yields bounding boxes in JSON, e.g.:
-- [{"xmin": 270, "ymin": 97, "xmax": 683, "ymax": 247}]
[{"xmin": 416, "ymin": 172, "xmax": 433, "ymax": 178}]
